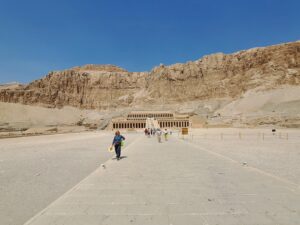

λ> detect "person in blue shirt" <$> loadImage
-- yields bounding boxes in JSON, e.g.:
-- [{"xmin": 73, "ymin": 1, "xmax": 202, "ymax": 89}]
[{"xmin": 112, "ymin": 130, "xmax": 125, "ymax": 160}]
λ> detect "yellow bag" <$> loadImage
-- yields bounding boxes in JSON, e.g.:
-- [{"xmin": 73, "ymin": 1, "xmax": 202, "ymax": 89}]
[{"xmin": 108, "ymin": 145, "xmax": 113, "ymax": 152}]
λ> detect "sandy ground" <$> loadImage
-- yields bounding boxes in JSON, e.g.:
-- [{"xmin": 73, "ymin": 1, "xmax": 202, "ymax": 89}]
[
  {"xmin": 1, "ymin": 128, "xmax": 299, "ymax": 225},
  {"xmin": 187, "ymin": 128, "xmax": 300, "ymax": 184},
  {"xmin": 0, "ymin": 131, "xmax": 140, "ymax": 225},
  {"xmin": 21, "ymin": 128, "xmax": 300, "ymax": 225}
]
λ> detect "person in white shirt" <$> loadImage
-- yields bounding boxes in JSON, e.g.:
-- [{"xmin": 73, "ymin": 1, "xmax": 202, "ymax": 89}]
[
  {"xmin": 163, "ymin": 129, "xmax": 168, "ymax": 141},
  {"xmin": 156, "ymin": 129, "xmax": 162, "ymax": 143}
]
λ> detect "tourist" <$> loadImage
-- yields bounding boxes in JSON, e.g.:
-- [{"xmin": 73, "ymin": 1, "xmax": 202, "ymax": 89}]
[
  {"xmin": 156, "ymin": 129, "xmax": 162, "ymax": 143},
  {"xmin": 144, "ymin": 128, "xmax": 148, "ymax": 136},
  {"xmin": 112, "ymin": 130, "xmax": 125, "ymax": 160},
  {"xmin": 153, "ymin": 129, "xmax": 156, "ymax": 135},
  {"xmin": 148, "ymin": 128, "xmax": 151, "ymax": 137},
  {"xmin": 164, "ymin": 129, "xmax": 168, "ymax": 141}
]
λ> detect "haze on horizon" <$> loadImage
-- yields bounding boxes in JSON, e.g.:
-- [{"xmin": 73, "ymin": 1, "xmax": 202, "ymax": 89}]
[{"xmin": 0, "ymin": 0, "xmax": 299, "ymax": 84}]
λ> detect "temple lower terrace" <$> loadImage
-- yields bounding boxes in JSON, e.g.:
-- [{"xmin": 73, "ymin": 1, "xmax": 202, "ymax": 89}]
[{"xmin": 110, "ymin": 111, "xmax": 190, "ymax": 130}]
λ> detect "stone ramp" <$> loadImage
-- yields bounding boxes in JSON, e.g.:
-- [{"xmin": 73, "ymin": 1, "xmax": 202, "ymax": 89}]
[
  {"xmin": 145, "ymin": 117, "xmax": 160, "ymax": 130},
  {"xmin": 24, "ymin": 135, "xmax": 300, "ymax": 225}
]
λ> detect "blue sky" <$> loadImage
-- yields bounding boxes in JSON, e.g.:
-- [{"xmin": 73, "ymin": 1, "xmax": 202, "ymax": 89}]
[{"xmin": 0, "ymin": 0, "xmax": 299, "ymax": 83}]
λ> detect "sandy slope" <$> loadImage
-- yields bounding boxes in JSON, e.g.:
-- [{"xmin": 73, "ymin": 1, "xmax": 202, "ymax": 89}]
[
  {"xmin": 206, "ymin": 86, "xmax": 300, "ymax": 128},
  {"xmin": 0, "ymin": 103, "xmax": 117, "ymax": 137},
  {"xmin": 217, "ymin": 86, "xmax": 300, "ymax": 116},
  {"xmin": 0, "ymin": 103, "xmax": 104, "ymax": 127}
]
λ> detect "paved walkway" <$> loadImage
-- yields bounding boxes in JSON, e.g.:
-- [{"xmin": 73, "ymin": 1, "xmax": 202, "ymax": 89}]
[{"xmin": 24, "ymin": 135, "xmax": 300, "ymax": 225}]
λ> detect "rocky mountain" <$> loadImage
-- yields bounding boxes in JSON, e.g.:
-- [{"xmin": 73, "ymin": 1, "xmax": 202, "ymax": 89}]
[
  {"xmin": 147, "ymin": 41, "xmax": 299, "ymax": 103},
  {"xmin": 0, "ymin": 41, "xmax": 299, "ymax": 112}
]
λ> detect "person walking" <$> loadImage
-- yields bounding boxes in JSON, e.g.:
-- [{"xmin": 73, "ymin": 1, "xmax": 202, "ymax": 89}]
[
  {"xmin": 112, "ymin": 130, "xmax": 125, "ymax": 160},
  {"xmin": 156, "ymin": 129, "xmax": 162, "ymax": 143},
  {"xmin": 164, "ymin": 129, "xmax": 168, "ymax": 141},
  {"xmin": 144, "ymin": 128, "xmax": 148, "ymax": 136}
]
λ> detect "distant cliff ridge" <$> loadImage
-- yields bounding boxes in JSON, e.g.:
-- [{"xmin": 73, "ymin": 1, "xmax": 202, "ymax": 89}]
[{"xmin": 0, "ymin": 41, "xmax": 299, "ymax": 109}]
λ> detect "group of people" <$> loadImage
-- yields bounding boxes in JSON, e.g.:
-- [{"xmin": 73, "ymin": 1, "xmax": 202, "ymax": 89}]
[
  {"xmin": 144, "ymin": 128, "xmax": 171, "ymax": 143},
  {"xmin": 111, "ymin": 128, "xmax": 172, "ymax": 161}
]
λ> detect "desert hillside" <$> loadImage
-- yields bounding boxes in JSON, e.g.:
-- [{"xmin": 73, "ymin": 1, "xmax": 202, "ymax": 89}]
[
  {"xmin": 1, "ymin": 41, "xmax": 299, "ymax": 109},
  {"xmin": 0, "ymin": 41, "xmax": 299, "ymax": 132}
]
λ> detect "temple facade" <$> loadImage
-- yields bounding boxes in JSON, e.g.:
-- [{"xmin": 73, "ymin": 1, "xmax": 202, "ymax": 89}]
[{"xmin": 110, "ymin": 111, "xmax": 190, "ymax": 130}]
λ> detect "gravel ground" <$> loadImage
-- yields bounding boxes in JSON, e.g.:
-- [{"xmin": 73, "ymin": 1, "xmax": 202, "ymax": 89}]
[{"xmin": 0, "ymin": 131, "xmax": 139, "ymax": 225}]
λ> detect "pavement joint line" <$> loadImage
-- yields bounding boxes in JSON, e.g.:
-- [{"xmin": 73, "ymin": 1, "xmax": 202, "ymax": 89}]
[
  {"xmin": 40, "ymin": 212, "xmax": 249, "ymax": 216},
  {"xmin": 179, "ymin": 137, "xmax": 300, "ymax": 193},
  {"xmin": 23, "ymin": 134, "xmax": 143, "ymax": 225}
]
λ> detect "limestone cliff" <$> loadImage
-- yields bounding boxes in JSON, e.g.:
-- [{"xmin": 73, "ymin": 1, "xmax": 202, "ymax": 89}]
[
  {"xmin": 0, "ymin": 41, "xmax": 299, "ymax": 110},
  {"xmin": 0, "ymin": 65, "xmax": 147, "ymax": 109},
  {"xmin": 146, "ymin": 41, "xmax": 299, "ymax": 103}
]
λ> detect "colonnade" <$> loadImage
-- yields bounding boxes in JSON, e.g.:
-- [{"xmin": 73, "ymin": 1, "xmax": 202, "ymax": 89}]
[
  {"xmin": 113, "ymin": 122, "xmax": 146, "ymax": 129},
  {"xmin": 112, "ymin": 120, "xmax": 189, "ymax": 129},
  {"xmin": 159, "ymin": 120, "xmax": 189, "ymax": 128},
  {"xmin": 127, "ymin": 113, "xmax": 173, "ymax": 119}
]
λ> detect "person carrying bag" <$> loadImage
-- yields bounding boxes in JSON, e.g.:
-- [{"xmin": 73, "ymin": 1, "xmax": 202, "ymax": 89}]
[{"xmin": 111, "ymin": 130, "xmax": 125, "ymax": 160}]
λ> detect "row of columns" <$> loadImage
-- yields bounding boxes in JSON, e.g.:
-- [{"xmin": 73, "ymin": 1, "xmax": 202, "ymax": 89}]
[
  {"xmin": 128, "ymin": 113, "xmax": 173, "ymax": 119},
  {"xmin": 113, "ymin": 120, "xmax": 190, "ymax": 129},
  {"xmin": 159, "ymin": 121, "xmax": 189, "ymax": 128},
  {"xmin": 113, "ymin": 122, "xmax": 146, "ymax": 129}
]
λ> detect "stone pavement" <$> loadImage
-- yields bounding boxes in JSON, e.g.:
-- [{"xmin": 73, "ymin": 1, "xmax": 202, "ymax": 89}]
[{"xmin": 24, "ymin": 134, "xmax": 300, "ymax": 225}]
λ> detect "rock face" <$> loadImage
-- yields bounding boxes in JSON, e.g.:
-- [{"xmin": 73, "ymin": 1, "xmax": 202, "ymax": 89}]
[
  {"xmin": 0, "ymin": 65, "xmax": 147, "ymax": 109},
  {"xmin": 0, "ymin": 41, "xmax": 299, "ymax": 110},
  {"xmin": 146, "ymin": 42, "xmax": 299, "ymax": 103}
]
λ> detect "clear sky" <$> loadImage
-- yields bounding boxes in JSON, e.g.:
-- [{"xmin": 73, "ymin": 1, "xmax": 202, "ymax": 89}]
[{"xmin": 0, "ymin": 0, "xmax": 299, "ymax": 83}]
